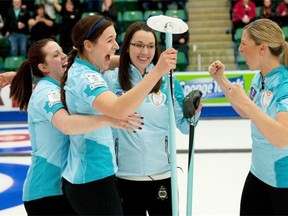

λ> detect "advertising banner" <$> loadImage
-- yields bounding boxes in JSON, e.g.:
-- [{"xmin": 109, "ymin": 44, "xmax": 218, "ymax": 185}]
[
  {"xmin": 174, "ymin": 70, "xmax": 256, "ymax": 118},
  {"xmin": 175, "ymin": 71, "xmax": 255, "ymax": 104},
  {"xmin": 0, "ymin": 70, "xmax": 257, "ymax": 122}
]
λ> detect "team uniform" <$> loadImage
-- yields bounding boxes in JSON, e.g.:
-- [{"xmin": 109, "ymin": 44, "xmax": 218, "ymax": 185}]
[
  {"xmin": 241, "ymin": 65, "xmax": 288, "ymax": 215},
  {"xmin": 23, "ymin": 77, "xmax": 76, "ymax": 215},
  {"xmin": 103, "ymin": 64, "xmax": 191, "ymax": 215},
  {"xmin": 62, "ymin": 58, "xmax": 122, "ymax": 215}
]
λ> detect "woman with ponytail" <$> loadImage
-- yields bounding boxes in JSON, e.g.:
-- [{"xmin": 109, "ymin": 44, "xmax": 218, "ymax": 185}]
[
  {"xmin": 9, "ymin": 38, "xmax": 142, "ymax": 215},
  {"xmin": 209, "ymin": 19, "xmax": 288, "ymax": 215},
  {"xmin": 60, "ymin": 15, "xmax": 177, "ymax": 215}
]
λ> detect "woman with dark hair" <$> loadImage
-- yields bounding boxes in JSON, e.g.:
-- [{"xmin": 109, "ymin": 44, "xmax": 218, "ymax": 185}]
[
  {"xmin": 103, "ymin": 21, "xmax": 201, "ymax": 216},
  {"xmin": 60, "ymin": 15, "xmax": 177, "ymax": 215},
  {"xmin": 9, "ymin": 38, "xmax": 141, "ymax": 215},
  {"xmin": 28, "ymin": 4, "xmax": 54, "ymax": 44},
  {"xmin": 53, "ymin": 0, "xmax": 81, "ymax": 54}
]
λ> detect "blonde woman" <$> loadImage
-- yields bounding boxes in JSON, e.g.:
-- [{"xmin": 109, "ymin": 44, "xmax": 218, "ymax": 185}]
[{"xmin": 209, "ymin": 19, "xmax": 288, "ymax": 215}]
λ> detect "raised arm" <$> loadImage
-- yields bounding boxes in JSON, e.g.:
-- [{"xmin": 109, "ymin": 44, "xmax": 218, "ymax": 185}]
[
  {"xmin": 93, "ymin": 48, "xmax": 178, "ymax": 119},
  {"xmin": 208, "ymin": 60, "xmax": 248, "ymax": 118},
  {"xmin": 208, "ymin": 60, "xmax": 288, "ymax": 148}
]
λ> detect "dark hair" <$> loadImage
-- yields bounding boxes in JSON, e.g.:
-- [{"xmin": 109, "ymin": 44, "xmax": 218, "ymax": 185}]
[
  {"xmin": 119, "ymin": 21, "xmax": 162, "ymax": 93},
  {"xmin": 60, "ymin": 15, "xmax": 114, "ymax": 107},
  {"xmin": 10, "ymin": 38, "xmax": 53, "ymax": 111},
  {"xmin": 36, "ymin": 4, "xmax": 45, "ymax": 10}
]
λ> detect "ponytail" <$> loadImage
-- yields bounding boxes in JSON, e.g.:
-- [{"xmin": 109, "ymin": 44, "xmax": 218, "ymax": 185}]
[
  {"xmin": 10, "ymin": 60, "xmax": 33, "ymax": 111},
  {"xmin": 61, "ymin": 49, "xmax": 78, "ymax": 108},
  {"xmin": 282, "ymin": 42, "xmax": 288, "ymax": 67}
]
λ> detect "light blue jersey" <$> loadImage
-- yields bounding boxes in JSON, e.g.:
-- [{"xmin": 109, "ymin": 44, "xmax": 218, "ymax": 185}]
[
  {"xmin": 103, "ymin": 64, "xmax": 190, "ymax": 177},
  {"xmin": 23, "ymin": 77, "xmax": 68, "ymax": 201},
  {"xmin": 63, "ymin": 58, "xmax": 116, "ymax": 184},
  {"xmin": 249, "ymin": 65, "xmax": 288, "ymax": 187}
]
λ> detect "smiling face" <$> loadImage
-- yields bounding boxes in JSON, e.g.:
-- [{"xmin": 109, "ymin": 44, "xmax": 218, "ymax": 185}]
[
  {"xmin": 238, "ymin": 29, "xmax": 261, "ymax": 71},
  {"xmin": 128, "ymin": 30, "xmax": 156, "ymax": 74},
  {"xmin": 87, "ymin": 25, "xmax": 119, "ymax": 71},
  {"xmin": 39, "ymin": 41, "xmax": 67, "ymax": 82}
]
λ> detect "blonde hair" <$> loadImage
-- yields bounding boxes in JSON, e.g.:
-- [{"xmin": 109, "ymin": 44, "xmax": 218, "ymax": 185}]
[{"xmin": 244, "ymin": 18, "xmax": 288, "ymax": 66}]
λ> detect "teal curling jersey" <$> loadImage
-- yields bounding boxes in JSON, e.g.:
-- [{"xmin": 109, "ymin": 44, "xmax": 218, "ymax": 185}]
[
  {"xmin": 103, "ymin": 64, "xmax": 190, "ymax": 177},
  {"xmin": 62, "ymin": 58, "xmax": 116, "ymax": 184},
  {"xmin": 23, "ymin": 77, "xmax": 68, "ymax": 201},
  {"xmin": 249, "ymin": 65, "xmax": 288, "ymax": 187}
]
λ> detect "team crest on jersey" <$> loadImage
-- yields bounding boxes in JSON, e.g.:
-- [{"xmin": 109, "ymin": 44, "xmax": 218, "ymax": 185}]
[
  {"xmin": 149, "ymin": 91, "xmax": 166, "ymax": 107},
  {"xmin": 249, "ymin": 86, "xmax": 257, "ymax": 100},
  {"xmin": 85, "ymin": 73, "xmax": 105, "ymax": 90},
  {"xmin": 261, "ymin": 90, "xmax": 273, "ymax": 109},
  {"xmin": 47, "ymin": 91, "xmax": 61, "ymax": 107},
  {"xmin": 115, "ymin": 90, "xmax": 124, "ymax": 97}
]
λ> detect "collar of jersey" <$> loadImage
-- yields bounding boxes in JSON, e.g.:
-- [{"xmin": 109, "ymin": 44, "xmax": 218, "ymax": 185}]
[
  {"xmin": 75, "ymin": 57, "xmax": 101, "ymax": 73},
  {"xmin": 40, "ymin": 77, "xmax": 60, "ymax": 86},
  {"xmin": 264, "ymin": 65, "xmax": 285, "ymax": 78},
  {"xmin": 129, "ymin": 63, "xmax": 154, "ymax": 77}
]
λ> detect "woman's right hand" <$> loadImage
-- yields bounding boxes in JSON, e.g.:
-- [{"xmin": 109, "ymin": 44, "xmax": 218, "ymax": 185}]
[
  {"xmin": 208, "ymin": 60, "xmax": 225, "ymax": 80},
  {"xmin": 0, "ymin": 71, "xmax": 16, "ymax": 89},
  {"xmin": 155, "ymin": 48, "xmax": 178, "ymax": 75},
  {"xmin": 109, "ymin": 113, "xmax": 143, "ymax": 133}
]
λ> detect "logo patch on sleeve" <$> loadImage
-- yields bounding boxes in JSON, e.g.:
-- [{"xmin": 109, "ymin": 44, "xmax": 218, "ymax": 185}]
[
  {"xmin": 249, "ymin": 86, "xmax": 257, "ymax": 100},
  {"xmin": 47, "ymin": 91, "xmax": 61, "ymax": 107},
  {"xmin": 86, "ymin": 73, "xmax": 105, "ymax": 90}
]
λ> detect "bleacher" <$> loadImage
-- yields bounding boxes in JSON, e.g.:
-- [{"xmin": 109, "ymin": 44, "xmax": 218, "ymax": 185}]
[
  {"xmin": 112, "ymin": 0, "xmax": 189, "ymax": 71},
  {"xmin": 232, "ymin": 0, "xmax": 287, "ymax": 70},
  {"xmin": 0, "ymin": 0, "xmax": 189, "ymax": 72}
]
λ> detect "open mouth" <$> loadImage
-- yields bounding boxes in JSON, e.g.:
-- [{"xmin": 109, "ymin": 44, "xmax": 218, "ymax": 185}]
[
  {"xmin": 62, "ymin": 62, "xmax": 68, "ymax": 69},
  {"xmin": 138, "ymin": 56, "xmax": 149, "ymax": 62},
  {"xmin": 105, "ymin": 54, "xmax": 111, "ymax": 62}
]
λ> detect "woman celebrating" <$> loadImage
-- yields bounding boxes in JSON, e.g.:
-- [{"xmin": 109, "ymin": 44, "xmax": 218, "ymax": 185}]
[
  {"xmin": 60, "ymin": 15, "xmax": 177, "ymax": 215},
  {"xmin": 9, "ymin": 38, "xmax": 141, "ymax": 215},
  {"xmin": 208, "ymin": 19, "xmax": 288, "ymax": 215},
  {"xmin": 104, "ymin": 21, "xmax": 201, "ymax": 215}
]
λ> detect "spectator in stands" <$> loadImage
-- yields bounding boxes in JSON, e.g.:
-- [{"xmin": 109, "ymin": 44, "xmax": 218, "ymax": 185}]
[
  {"xmin": 99, "ymin": 0, "xmax": 119, "ymax": 35},
  {"xmin": 166, "ymin": 0, "xmax": 187, "ymax": 10},
  {"xmin": 138, "ymin": 0, "xmax": 164, "ymax": 12},
  {"xmin": 231, "ymin": 0, "xmax": 256, "ymax": 41},
  {"xmin": 4, "ymin": 0, "xmax": 30, "ymax": 57},
  {"xmin": 28, "ymin": 4, "xmax": 54, "ymax": 44},
  {"xmin": 86, "ymin": 0, "xmax": 102, "ymax": 12},
  {"xmin": 258, "ymin": 0, "xmax": 277, "ymax": 21},
  {"xmin": 35, "ymin": 0, "xmax": 56, "ymax": 20},
  {"xmin": 277, "ymin": 0, "xmax": 288, "ymax": 27},
  {"xmin": 100, "ymin": 0, "xmax": 117, "ymax": 22},
  {"xmin": 53, "ymin": 0, "xmax": 81, "ymax": 54}
]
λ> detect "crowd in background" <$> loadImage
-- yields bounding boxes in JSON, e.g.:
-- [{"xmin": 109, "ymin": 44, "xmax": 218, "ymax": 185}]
[
  {"xmin": 230, "ymin": 0, "xmax": 288, "ymax": 41},
  {"xmin": 2, "ymin": 0, "xmax": 288, "ymax": 69},
  {"xmin": 0, "ymin": 0, "xmax": 189, "ymax": 61}
]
